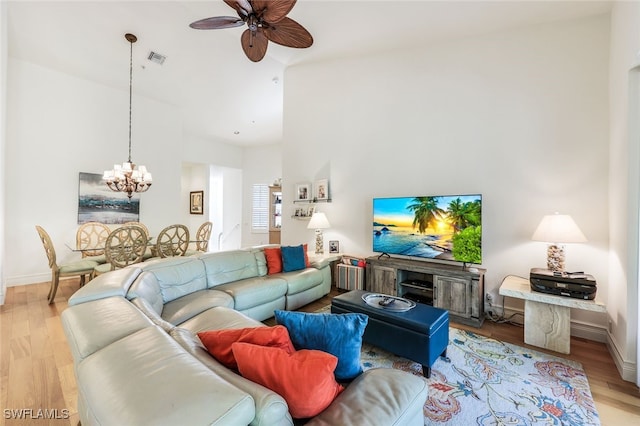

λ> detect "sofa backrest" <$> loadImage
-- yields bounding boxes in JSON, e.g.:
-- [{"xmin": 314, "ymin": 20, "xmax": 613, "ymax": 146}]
[
  {"xmin": 134, "ymin": 256, "xmax": 208, "ymax": 304},
  {"xmin": 198, "ymin": 250, "xmax": 266, "ymax": 287}
]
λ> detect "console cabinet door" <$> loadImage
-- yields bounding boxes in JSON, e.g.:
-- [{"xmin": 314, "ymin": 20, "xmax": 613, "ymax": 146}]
[
  {"xmin": 366, "ymin": 265, "xmax": 397, "ymax": 296},
  {"xmin": 434, "ymin": 276, "xmax": 471, "ymax": 318}
]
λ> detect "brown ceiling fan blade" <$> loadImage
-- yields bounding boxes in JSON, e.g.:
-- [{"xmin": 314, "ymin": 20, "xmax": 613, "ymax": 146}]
[
  {"xmin": 263, "ymin": 17, "xmax": 313, "ymax": 48},
  {"xmin": 190, "ymin": 16, "xmax": 244, "ymax": 30},
  {"xmin": 224, "ymin": 0, "xmax": 253, "ymax": 17},
  {"xmin": 252, "ymin": 0, "xmax": 296, "ymax": 23},
  {"xmin": 241, "ymin": 29, "xmax": 269, "ymax": 62}
]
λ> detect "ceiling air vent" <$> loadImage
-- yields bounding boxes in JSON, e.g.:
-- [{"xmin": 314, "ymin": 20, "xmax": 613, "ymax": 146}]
[{"xmin": 147, "ymin": 51, "xmax": 166, "ymax": 65}]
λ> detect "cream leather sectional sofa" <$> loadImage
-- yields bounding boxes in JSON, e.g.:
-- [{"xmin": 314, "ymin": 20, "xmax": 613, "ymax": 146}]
[{"xmin": 61, "ymin": 247, "xmax": 428, "ymax": 425}]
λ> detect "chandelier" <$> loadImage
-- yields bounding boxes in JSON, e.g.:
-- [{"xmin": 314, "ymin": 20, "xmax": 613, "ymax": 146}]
[{"xmin": 103, "ymin": 33, "xmax": 152, "ymax": 199}]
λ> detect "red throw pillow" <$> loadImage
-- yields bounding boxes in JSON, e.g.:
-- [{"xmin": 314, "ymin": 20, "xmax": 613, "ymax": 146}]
[
  {"xmin": 264, "ymin": 247, "xmax": 283, "ymax": 274},
  {"xmin": 197, "ymin": 326, "xmax": 295, "ymax": 370},
  {"xmin": 232, "ymin": 343, "xmax": 344, "ymax": 418},
  {"xmin": 303, "ymin": 244, "xmax": 310, "ymax": 267}
]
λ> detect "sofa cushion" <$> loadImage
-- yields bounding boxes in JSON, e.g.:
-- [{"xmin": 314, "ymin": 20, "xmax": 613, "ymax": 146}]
[
  {"xmin": 214, "ymin": 276, "xmax": 288, "ymax": 311},
  {"xmin": 61, "ymin": 296, "xmax": 154, "ymax": 363},
  {"xmin": 305, "ymin": 368, "xmax": 429, "ymax": 426},
  {"xmin": 200, "ymin": 250, "xmax": 264, "ymax": 287},
  {"xmin": 161, "ymin": 289, "xmax": 234, "ymax": 326},
  {"xmin": 69, "ymin": 267, "xmax": 143, "ymax": 306},
  {"xmin": 198, "ymin": 326, "xmax": 295, "ymax": 370},
  {"xmin": 179, "ymin": 306, "xmax": 265, "ymax": 334},
  {"xmin": 171, "ymin": 327, "xmax": 292, "ymax": 426},
  {"xmin": 77, "ymin": 326, "xmax": 255, "ymax": 426},
  {"xmin": 279, "ymin": 268, "xmax": 324, "ymax": 296},
  {"xmin": 233, "ymin": 342, "xmax": 344, "ymax": 419},
  {"xmin": 264, "ymin": 247, "xmax": 283, "ymax": 274},
  {"xmin": 281, "ymin": 245, "xmax": 306, "ymax": 272},
  {"xmin": 127, "ymin": 271, "xmax": 164, "ymax": 315},
  {"xmin": 138, "ymin": 257, "xmax": 207, "ymax": 303},
  {"xmin": 274, "ymin": 310, "xmax": 368, "ymax": 381}
]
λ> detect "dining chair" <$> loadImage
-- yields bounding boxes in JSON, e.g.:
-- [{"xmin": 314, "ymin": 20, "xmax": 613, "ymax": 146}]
[
  {"xmin": 185, "ymin": 221, "xmax": 213, "ymax": 256},
  {"xmin": 76, "ymin": 221, "xmax": 110, "ymax": 264},
  {"xmin": 123, "ymin": 221, "xmax": 153, "ymax": 259},
  {"xmin": 93, "ymin": 225, "xmax": 148, "ymax": 276},
  {"xmin": 35, "ymin": 225, "xmax": 98, "ymax": 304},
  {"xmin": 155, "ymin": 224, "xmax": 190, "ymax": 258}
]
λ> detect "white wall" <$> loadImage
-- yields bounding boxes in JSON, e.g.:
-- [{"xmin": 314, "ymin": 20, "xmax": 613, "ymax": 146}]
[
  {"xmin": 4, "ymin": 58, "xmax": 243, "ymax": 286},
  {"xmin": 0, "ymin": 1, "xmax": 7, "ymax": 303},
  {"xmin": 241, "ymin": 143, "xmax": 282, "ymax": 247},
  {"xmin": 608, "ymin": 1, "xmax": 640, "ymax": 383},
  {"xmin": 283, "ymin": 15, "xmax": 611, "ymax": 331}
]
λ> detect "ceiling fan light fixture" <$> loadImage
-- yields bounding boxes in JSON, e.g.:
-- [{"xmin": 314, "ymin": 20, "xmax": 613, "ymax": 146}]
[{"xmin": 189, "ymin": 0, "xmax": 313, "ymax": 62}]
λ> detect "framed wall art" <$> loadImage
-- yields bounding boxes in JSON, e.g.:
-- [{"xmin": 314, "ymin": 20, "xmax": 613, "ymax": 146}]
[
  {"xmin": 314, "ymin": 179, "xmax": 329, "ymax": 201},
  {"xmin": 190, "ymin": 191, "xmax": 204, "ymax": 215},
  {"xmin": 295, "ymin": 183, "xmax": 311, "ymax": 201},
  {"xmin": 77, "ymin": 172, "xmax": 139, "ymax": 224}
]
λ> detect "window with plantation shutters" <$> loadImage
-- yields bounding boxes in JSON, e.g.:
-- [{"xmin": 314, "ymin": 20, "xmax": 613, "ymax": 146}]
[{"xmin": 252, "ymin": 184, "xmax": 269, "ymax": 233}]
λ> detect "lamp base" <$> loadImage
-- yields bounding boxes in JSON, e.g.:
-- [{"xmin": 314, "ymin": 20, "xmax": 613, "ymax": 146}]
[
  {"xmin": 546, "ymin": 244, "xmax": 565, "ymax": 272},
  {"xmin": 315, "ymin": 229, "xmax": 324, "ymax": 254}
]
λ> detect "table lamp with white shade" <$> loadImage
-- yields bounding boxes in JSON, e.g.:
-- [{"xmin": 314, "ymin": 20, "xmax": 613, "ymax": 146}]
[
  {"xmin": 307, "ymin": 212, "xmax": 331, "ymax": 254},
  {"xmin": 531, "ymin": 212, "xmax": 587, "ymax": 272}
]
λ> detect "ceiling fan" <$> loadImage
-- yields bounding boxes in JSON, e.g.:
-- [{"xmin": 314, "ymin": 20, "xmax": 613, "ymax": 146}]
[{"xmin": 190, "ymin": 0, "xmax": 313, "ymax": 62}]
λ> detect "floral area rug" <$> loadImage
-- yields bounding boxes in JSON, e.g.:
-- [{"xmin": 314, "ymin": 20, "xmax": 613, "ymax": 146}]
[{"xmin": 361, "ymin": 328, "xmax": 600, "ymax": 426}]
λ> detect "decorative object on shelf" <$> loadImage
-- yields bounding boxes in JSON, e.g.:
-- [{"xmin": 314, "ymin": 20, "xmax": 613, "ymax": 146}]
[
  {"xmin": 190, "ymin": 191, "xmax": 204, "ymax": 215},
  {"xmin": 329, "ymin": 240, "xmax": 339, "ymax": 254},
  {"xmin": 313, "ymin": 179, "xmax": 329, "ymax": 201},
  {"xmin": 307, "ymin": 212, "xmax": 331, "ymax": 254},
  {"xmin": 531, "ymin": 212, "xmax": 587, "ymax": 272},
  {"xmin": 272, "ymin": 177, "xmax": 282, "ymax": 187},
  {"xmin": 295, "ymin": 183, "xmax": 311, "ymax": 201},
  {"xmin": 189, "ymin": 0, "xmax": 313, "ymax": 63},
  {"xmin": 103, "ymin": 33, "xmax": 152, "ymax": 199}
]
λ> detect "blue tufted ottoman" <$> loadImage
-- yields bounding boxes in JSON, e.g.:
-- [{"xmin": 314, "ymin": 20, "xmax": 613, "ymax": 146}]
[{"xmin": 331, "ymin": 290, "xmax": 449, "ymax": 378}]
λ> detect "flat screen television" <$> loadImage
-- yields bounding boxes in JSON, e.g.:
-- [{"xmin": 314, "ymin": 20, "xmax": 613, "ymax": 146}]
[{"xmin": 372, "ymin": 194, "xmax": 482, "ymax": 265}]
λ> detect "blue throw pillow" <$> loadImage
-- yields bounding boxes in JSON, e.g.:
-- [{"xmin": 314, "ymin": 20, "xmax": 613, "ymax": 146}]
[
  {"xmin": 281, "ymin": 245, "xmax": 306, "ymax": 272},
  {"xmin": 274, "ymin": 310, "xmax": 369, "ymax": 381}
]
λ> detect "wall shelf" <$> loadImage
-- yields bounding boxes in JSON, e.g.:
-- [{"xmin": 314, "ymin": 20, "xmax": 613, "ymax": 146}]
[{"xmin": 293, "ymin": 199, "xmax": 332, "ymax": 204}]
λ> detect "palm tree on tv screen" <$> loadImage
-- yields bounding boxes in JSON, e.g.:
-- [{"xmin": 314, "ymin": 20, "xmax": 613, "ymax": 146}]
[
  {"xmin": 407, "ymin": 197, "xmax": 445, "ymax": 233},
  {"xmin": 447, "ymin": 198, "xmax": 481, "ymax": 232}
]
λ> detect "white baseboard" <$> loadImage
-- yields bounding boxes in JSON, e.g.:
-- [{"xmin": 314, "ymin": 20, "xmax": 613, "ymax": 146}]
[
  {"xmin": 6, "ymin": 273, "xmax": 50, "ymax": 287},
  {"xmin": 491, "ymin": 304, "xmax": 637, "ymax": 383}
]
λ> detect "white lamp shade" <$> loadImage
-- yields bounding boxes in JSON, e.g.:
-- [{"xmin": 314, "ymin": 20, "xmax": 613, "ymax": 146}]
[
  {"xmin": 531, "ymin": 213, "xmax": 587, "ymax": 243},
  {"xmin": 307, "ymin": 212, "xmax": 331, "ymax": 229}
]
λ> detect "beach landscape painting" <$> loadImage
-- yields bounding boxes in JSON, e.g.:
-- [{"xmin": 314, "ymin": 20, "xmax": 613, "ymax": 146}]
[
  {"xmin": 372, "ymin": 195, "xmax": 482, "ymax": 264},
  {"xmin": 77, "ymin": 172, "xmax": 140, "ymax": 224}
]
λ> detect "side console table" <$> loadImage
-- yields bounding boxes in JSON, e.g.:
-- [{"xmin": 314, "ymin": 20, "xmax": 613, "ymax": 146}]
[
  {"xmin": 365, "ymin": 256, "xmax": 485, "ymax": 327},
  {"xmin": 499, "ymin": 275, "xmax": 606, "ymax": 354}
]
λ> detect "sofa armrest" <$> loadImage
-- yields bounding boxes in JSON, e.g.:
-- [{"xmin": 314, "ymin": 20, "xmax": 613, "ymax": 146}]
[
  {"xmin": 68, "ymin": 267, "xmax": 142, "ymax": 306},
  {"xmin": 309, "ymin": 258, "xmax": 330, "ymax": 269},
  {"xmin": 306, "ymin": 368, "xmax": 428, "ymax": 426}
]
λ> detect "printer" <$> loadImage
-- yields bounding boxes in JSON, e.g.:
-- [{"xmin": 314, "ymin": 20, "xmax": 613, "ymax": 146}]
[{"xmin": 529, "ymin": 268, "xmax": 597, "ymax": 300}]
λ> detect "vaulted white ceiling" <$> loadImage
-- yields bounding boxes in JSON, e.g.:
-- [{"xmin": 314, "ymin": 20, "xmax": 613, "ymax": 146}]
[{"xmin": 7, "ymin": 0, "xmax": 612, "ymax": 146}]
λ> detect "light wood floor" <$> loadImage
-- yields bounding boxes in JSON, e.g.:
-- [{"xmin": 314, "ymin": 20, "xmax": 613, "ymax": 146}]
[{"xmin": 1, "ymin": 280, "xmax": 639, "ymax": 425}]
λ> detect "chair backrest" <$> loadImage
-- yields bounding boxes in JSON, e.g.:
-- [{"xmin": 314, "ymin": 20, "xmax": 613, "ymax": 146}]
[
  {"xmin": 123, "ymin": 222, "xmax": 150, "ymax": 239},
  {"xmin": 196, "ymin": 221, "xmax": 213, "ymax": 252},
  {"xmin": 155, "ymin": 224, "xmax": 190, "ymax": 258},
  {"xmin": 76, "ymin": 222, "xmax": 111, "ymax": 257},
  {"xmin": 35, "ymin": 225, "xmax": 57, "ymax": 270},
  {"xmin": 104, "ymin": 225, "xmax": 147, "ymax": 270}
]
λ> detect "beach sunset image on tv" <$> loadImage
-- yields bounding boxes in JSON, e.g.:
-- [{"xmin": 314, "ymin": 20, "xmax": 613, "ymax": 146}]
[{"xmin": 372, "ymin": 195, "xmax": 482, "ymax": 264}]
